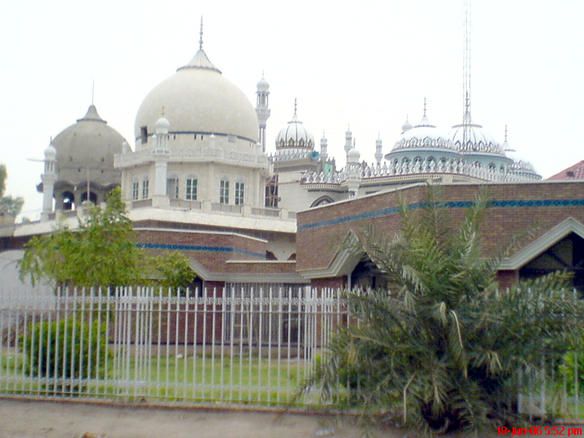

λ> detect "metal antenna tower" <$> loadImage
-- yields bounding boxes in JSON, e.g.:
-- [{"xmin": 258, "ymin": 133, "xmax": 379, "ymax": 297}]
[{"xmin": 462, "ymin": 0, "xmax": 472, "ymax": 150}]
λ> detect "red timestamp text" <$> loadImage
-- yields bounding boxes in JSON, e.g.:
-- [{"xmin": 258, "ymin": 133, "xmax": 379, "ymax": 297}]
[{"xmin": 497, "ymin": 425, "xmax": 583, "ymax": 436}]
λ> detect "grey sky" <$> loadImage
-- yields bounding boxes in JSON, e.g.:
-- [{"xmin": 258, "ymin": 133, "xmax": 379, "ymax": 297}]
[{"xmin": 2, "ymin": 0, "xmax": 583, "ymax": 219}]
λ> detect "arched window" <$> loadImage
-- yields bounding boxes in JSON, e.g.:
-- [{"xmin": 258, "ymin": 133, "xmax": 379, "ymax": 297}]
[
  {"xmin": 81, "ymin": 191, "xmax": 98, "ymax": 204},
  {"xmin": 220, "ymin": 178, "xmax": 230, "ymax": 204},
  {"xmin": 62, "ymin": 191, "xmax": 75, "ymax": 210},
  {"xmin": 489, "ymin": 163, "xmax": 496, "ymax": 171},
  {"xmin": 311, "ymin": 196, "xmax": 334, "ymax": 208},
  {"xmin": 186, "ymin": 176, "xmax": 197, "ymax": 200}
]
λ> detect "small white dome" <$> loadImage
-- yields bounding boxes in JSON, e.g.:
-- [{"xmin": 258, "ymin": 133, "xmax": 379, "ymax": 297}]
[
  {"xmin": 257, "ymin": 76, "xmax": 269, "ymax": 91},
  {"xmin": 348, "ymin": 147, "xmax": 360, "ymax": 163},
  {"xmin": 275, "ymin": 104, "xmax": 314, "ymax": 150},
  {"xmin": 155, "ymin": 114, "xmax": 170, "ymax": 134},
  {"xmin": 44, "ymin": 142, "xmax": 56, "ymax": 159},
  {"xmin": 401, "ymin": 117, "xmax": 413, "ymax": 133},
  {"xmin": 504, "ymin": 138, "xmax": 541, "ymax": 180}
]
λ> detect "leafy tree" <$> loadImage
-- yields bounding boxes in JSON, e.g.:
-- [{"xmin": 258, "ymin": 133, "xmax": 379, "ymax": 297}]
[
  {"xmin": 19, "ymin": 187, "xmax": 195, "ymax": 289},
  {"xmin": 307, "ymin": 189, "xmax": 584, "ymax": 435},
  {"xmin": 153, "ymin": 251, "xmax": 197, "ymax": 289},
  {"xmin": 0, "ymin": 163, "xmax": 24, "ymax": 217}
]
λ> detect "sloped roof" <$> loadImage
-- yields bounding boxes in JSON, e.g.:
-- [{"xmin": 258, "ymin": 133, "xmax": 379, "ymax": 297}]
[{"xmin": 548, "ymin": 160, "xmax": 584, "ymax": 180}]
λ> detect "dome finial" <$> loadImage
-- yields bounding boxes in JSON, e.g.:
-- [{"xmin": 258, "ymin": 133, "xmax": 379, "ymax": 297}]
[
  {"xmin": 293, "ymin": 98, "xmax": 297, "ymax": 117},
  {"xmin": 504, "ymin": 124, "xmax": 508, "ymax": 143},
  {"xmin": 199, "ymin": 16, "xmax": 204, "ymax": 50},
  {"xmin": 419, "ymin": 98, "xmax": 431, "ymax": 126},
  {"xmin": 91, "ymin": 80, "xmax": 95, "ymax": 105}
]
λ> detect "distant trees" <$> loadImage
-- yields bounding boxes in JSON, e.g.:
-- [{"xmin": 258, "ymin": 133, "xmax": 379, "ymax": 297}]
[
  {"xmin": 19, "ymin": 187, "xmax": 195, "ymax": 289},
  {"xmin": 0, "ymin": 164, "xmax": 24, "ymax": 217},
  {"xmin": 307, "ymin": 190, "xmax": 584, "ymax": 435}
]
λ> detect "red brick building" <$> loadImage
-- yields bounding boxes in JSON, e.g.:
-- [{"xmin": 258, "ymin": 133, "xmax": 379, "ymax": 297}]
[{"xmin": 296, "ymin": 181, "xmax": 584, "ymax": 291}]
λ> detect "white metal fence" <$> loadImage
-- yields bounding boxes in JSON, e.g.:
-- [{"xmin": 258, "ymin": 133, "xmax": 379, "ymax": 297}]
[
  {"xmin": 0, "ymin": 286, "xmax": 582, "ymax": 419},
  {"xmin": 0, "ymin": 286, "xmax": 345, "ymax": 406}
]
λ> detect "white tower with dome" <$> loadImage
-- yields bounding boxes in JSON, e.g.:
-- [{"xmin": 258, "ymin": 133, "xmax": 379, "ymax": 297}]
[{"xmin": 38, "ymin": 103, "xmax": 127, "ymax": 219}]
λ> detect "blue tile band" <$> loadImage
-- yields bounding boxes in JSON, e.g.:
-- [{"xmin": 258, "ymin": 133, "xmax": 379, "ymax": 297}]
[
  {"xmin": 137, "ymin": 242, "xmax": 265, "ymax": 259},
  {"xmin": 298, "ymin": 198, "xmax": 584, "ymax": 231}
]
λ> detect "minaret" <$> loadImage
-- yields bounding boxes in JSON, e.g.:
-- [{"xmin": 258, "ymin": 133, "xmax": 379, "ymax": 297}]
[
  {"xmin": 344, "ymin": 125, "xmax": 353, "ymax": 163},
  {"xmin": 375, "ymin": 134, "xmax": 383, "ymax": 165},
  {"xmin": 346, "ymin": 143, "xmax": 361, "ymax": 199},
  {"xmin": 41, "ymin": 139, "xmax": 57, "ymax": 221},
  {"xmin": 320, "ymin": 132, "xmax": 328, "ymax": 161},
  {"xmin": 152, "ymin": 109, "xmax": 170, "ymax": 208},
  {"xmin": 256, "ymin": 73, "xmax": 270, "ymax": 153}
]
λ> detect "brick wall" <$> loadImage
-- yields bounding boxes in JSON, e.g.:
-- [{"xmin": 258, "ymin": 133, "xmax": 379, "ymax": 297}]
[
  {"xmin": 297, "ymin": 182, "xmax": 584, "ymax": 281},
  {"xmin": 135, "ymin": 229, "xmax": 267, "ymax": 273}
]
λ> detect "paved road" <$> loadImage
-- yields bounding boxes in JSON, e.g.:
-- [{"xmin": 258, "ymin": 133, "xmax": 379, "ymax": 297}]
[{"xmin": 0, "ymin": 399, "xmax": 386, "ymax": 438}]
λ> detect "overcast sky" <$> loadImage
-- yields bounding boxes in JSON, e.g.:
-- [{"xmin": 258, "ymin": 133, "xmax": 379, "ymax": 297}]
[{"xmin": 2, "ymin": 0, "xmax": 583, "ymax": 219}]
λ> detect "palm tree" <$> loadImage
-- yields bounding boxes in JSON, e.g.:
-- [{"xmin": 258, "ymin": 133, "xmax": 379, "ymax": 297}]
[{"xmin": 308, "ymin": 189, "xmax": 583, "ymax": 435}]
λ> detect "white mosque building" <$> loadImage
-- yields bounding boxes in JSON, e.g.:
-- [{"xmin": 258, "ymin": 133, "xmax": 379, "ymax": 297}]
[{"xmin": 35, "ymin": 20, "xmax": 542, "ymax": 229}]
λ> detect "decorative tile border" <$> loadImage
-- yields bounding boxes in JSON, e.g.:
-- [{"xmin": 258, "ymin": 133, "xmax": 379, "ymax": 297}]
[
  {"xmin": 298, "ymin": 198, "xmax": 584, "ymax": 231},
  {"xmin": 137, "ymin": 242, "xmax": 265, "ymax": 259}
]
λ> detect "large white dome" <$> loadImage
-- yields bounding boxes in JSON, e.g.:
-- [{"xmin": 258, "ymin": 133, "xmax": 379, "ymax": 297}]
[
  {"xmin": 389, "ymin": 112, "xmax": 456, "ymax": 154},
  {"xmin": 135, "ymin": 48, "xmax": 259, "ymax": 145},
  {"xmin": 450, "ymin": 123, "xmax": 505, "ymax": 156}
]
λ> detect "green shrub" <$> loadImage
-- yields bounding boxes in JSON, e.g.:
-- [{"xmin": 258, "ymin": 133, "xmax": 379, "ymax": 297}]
[
  {"xmin": 559, "ymin": 342, "xmax": 584, "ymax": 396},
  {"xmin": 20, "ymin": 317, "xmax": 110, "ymax": 388}
]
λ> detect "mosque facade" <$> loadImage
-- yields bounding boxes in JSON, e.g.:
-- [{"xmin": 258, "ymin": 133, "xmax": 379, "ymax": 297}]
[{"xmin": 1, "ymin": 24, "xmax": 582, "ymax": 292}]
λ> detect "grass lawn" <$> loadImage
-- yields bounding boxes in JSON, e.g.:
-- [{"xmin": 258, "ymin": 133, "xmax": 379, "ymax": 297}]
[{"xmin": 0, "ymin": 349, "xmax": 313, "ymax": 406}]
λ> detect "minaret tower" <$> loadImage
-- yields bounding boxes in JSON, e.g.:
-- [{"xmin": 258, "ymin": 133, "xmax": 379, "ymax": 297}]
[
  {"xmin": 320, "ymin": 132, "xmax": 328, "ymax": 161},
  {"xmin": 256, "ymin": 73, "xmax": 271, "ymax": 153},
  {"xmin": 375, "ymin": 134, "xmax": 383, "ymax": 165},
  {"xmin": 41, "ymin": 139, "xmax": 57, "ymax": 221},
  {"xmin": 152, "ymin": 109, "xmax": 170, "ymax": 208},
  {"xmin": 344, "ymin": 125, "xmax": 353, "ymax": 164}
]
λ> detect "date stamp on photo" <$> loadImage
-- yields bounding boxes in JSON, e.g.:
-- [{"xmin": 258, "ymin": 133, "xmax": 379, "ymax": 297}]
[{"xmin": 498, "ymin": 425, "xmax": 583, "ymax": 436}]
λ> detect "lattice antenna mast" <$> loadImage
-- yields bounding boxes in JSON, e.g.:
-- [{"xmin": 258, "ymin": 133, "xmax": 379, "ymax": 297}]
[
  {"xmin": 463, "ymin": 0, "xmax": 472, "ymax": 125},
  {"xmin": 199, "ymin": 16, "xmax": 204, "ymax": 50}
]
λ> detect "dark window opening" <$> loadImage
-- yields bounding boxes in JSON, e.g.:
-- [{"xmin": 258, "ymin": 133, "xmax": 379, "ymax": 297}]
[
  {"xmin": 62, "ymin": 191, "xmax": 75, "ymax": 210},
  {"xmin": 265, "ymin": 175, "xmax": 279, "ymax": 208},
  {"xmin": 140, "ymin": 126, "xmax": 148, "ymax": 144},
  {"xmin": 81, "ymin": 191, "xmax": 98, "ymax": 204}
]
